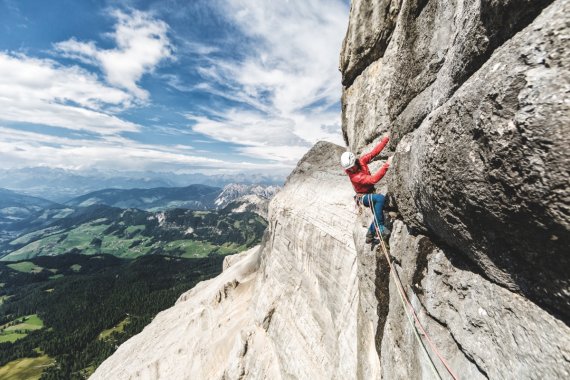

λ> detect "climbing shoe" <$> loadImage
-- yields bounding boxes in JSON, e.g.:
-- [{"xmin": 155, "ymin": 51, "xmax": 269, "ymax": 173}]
[
  {"xmin": 370, "ymin": 239, "xmax": 380, "ymax": 251},
  {"xmin": 365, "ymin": 231, "xmax": 376, "ymax": 244},
  {"xmin": 379, "ymin": 225, "xmax": 391, "ymax": 239}
]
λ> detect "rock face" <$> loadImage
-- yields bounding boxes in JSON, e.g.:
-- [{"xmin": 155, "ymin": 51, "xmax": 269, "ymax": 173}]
[
  {"xmin": 389, "ymin": 2, "xmax": 570, "ymax": 319},
  {"xmin": 92, "ymin": 1, "xmax": 569, "ymax": 379},
  {"xmin": 341, "ymin": 0, "xmax": 555, "ymax": 149},
  {"xmin": 92, "ymin": 142, "xmax": 380, "ymax": 379},
  {"xmin": 382, "ymin": 221, "xmax": 569, "ymax": 379},
  {"xmin": 342, "ymin": 0, "xmax": 570, "ymax": 378},
  {"xmin": 340, "ymin": 0, "xmax": 401, "ymax": 87}
]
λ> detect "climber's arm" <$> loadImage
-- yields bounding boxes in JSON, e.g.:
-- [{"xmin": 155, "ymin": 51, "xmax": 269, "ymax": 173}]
[
  {"xmin": 360, "ymin": 136, "xmax": 390, "ymax": 165},
  {"xmin": 353, "ymin": 161, "xmax": 390, "ymax": 185},
  {"xmin": 370, "ymin": 162, "xmax": 390, "ymax": 183}
]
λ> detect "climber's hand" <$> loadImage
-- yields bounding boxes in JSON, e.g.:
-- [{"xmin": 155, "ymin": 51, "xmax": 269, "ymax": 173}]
[{"xmin": 387, "ymin": 155, "xmax": 394, "ymax": 165}]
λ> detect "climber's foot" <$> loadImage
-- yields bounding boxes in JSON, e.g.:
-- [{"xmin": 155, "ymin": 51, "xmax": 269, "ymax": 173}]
[
  {"xmin": 370, "ymin": 239, "xmax": 380, "ymax": 251},
  {"xmin": 365, "ymin": 231, "xmax": 376, "ymax": 244},
  {"xmin": 379, "ymin": 225, "xmax": 391, "ymax": 239}
]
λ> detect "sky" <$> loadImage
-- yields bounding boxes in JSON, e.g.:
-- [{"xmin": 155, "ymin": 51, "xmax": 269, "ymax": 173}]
[{"xmin": 0, "ymin": 0, "xmax": 350, "ymax": 181}]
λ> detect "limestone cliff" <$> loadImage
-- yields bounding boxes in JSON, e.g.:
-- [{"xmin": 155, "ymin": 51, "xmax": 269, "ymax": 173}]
[
  {"xmin": 92, "ymin": 1, "xmax": 569, "ymax": 379},
  {"xmin": 92, "ymin": 142, "xmax": 372, "ymax": 379}
]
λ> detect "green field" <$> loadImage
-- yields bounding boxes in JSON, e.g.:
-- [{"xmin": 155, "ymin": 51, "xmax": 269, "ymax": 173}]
[
  {"xmin": 7, "ymin": 315, "xmax": 43, "ymax": 330},
  {"xmin": 70, "ymin": 264, "xmax": 82, "ymax": 272},
  {"xmin": 8, "ymin": 227, "xmax": 61, "ymax": 246},
  {"xmin": 0, "ymin": 355, "xmax": 53, "ymax": 380},
  {"xmin": 164, "ymin": 240, "xmax": 217, "ymax": 258},
  {"xmin": 99, "ymin": 317, "xmax": 130, "ymax": 340},
  {"xmin": 99, "ymin": 233, "xmax": 154, "ymax": 258},
  {"xmin": 4, "ymin": 222, "xmax": 155, "ymax": 260},
  {"xmin": 162, "ymin": 240, "xmax": 246, "ymax": 258},
  {"xmin": 1, "ymin": 207, "xmax": 267, "ymax": 263},
  {"xmin": 2, "ymin": 223, "xmax": 109, "ymax": 261},
  {"xmin": 0, "ymin": 315, "xmax": 44, "ymax": 343},
  {"xmin": 125, "ymin": 225, "xmax": 146, "ymax": 234},
  {"xmin": 0, "ymin": 332, "xmax": 27, "ymax": 343},
  {"xmin": 6, "ymin": 262, "xmax": 44, "ymax": 273},
  {"xmin": 215, "ymin": 242, "xmax": 247, "ymax": 255}
]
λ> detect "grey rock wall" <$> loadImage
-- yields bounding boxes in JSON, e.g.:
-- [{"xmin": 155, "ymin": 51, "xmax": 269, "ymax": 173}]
[
  {"xmin": 342, "ymin": 0, "xmax": 570, "ymax": 378},
  {"xmin": 341, "ymin": 0, "xmax": 554, "ymax": 150},
  {"xmin": 383, "ymin": 221, "xmax": 569, "ymax": 379},
  {"xmin": 389, "ymin": 0, "xmax": 570, "ymax": 319},
  {"xmin": 340, "ymin": 0, "xmax": 402, "ymax": 87}
]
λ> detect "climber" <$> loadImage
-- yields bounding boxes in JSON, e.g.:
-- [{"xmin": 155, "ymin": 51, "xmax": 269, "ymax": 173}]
[{"xmin": 341, "ymin": 136, "xmax": 392, "ymax": 244}]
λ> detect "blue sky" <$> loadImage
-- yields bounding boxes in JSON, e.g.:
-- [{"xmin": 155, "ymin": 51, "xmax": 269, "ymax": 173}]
[{"xmin": 0, "ymin": 0, "xmax": 349, "ymax": 180}]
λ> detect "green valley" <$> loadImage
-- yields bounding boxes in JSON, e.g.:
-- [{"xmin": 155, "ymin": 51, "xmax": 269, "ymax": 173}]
[
  {"xmin": 0, "ymin": 354, "xmax": 54, "ymax": 380},
  {"xmin": 0, "ymin": 253, "xmax": 229, "ymax": 379},
  {"xmin": 0, "ymin": 314, "xmax": 44, "ymax": 343},
  {"xmin": 0, "ymin": 187, "xmax": 270, "ymax": 379},
  {"xmin": 1, "ymin": 205, "xmax": 266, "ymax": 261}
]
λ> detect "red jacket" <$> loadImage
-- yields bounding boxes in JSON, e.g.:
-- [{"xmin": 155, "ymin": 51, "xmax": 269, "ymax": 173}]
[{"xmin": 345, "ymin": 137, "xmax": 390, "ymax": 194}]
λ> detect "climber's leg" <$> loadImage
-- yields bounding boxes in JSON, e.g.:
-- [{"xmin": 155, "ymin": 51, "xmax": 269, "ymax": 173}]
[
  {"xmin": 370, "ymin": 194, "xmax": 386, "ymax": 232},
  {"xmin": 362, "ymin": 194, "xmax": 386, "ymax": 241}
]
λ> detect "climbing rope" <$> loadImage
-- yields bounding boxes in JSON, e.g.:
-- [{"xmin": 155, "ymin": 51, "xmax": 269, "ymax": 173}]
[{"xmin": 367, "ymin": 194, "xmax": 460, "ymax": 380}]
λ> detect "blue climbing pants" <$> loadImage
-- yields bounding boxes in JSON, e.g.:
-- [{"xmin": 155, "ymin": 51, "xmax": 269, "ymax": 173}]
[{"xmin": 362, "ymin": 193, "xmax": 385, "ymax": 234}]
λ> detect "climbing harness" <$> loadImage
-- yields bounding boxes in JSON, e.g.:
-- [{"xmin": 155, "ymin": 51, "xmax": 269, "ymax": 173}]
[{"xmin": 368, "ymin": 200, "xmax": 460, "ymax": 380}]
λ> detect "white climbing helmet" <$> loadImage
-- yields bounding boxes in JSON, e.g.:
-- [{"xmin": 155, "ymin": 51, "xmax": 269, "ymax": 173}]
[{"xmin": 340, "ymin": 151, "xmax": 356, "ymax": 169}]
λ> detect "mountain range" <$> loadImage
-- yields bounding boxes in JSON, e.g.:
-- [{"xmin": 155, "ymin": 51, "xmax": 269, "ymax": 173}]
[
  {"xmin": 65, "ymin": 184, "xmax": 221, "ymax": 211},
  {"xmin": 0, "ymin": 182, "xmax": 276, "ymax": 378},
  {"xmin": 0, "ymin": 189, "xmax": 72, "ymax": 244},
  {"xmin": 65, "ymin": 183, "xmax": 280, "ymax": 211},
  {"xmin": 0, "ymin": 188, "xmax": 58, "ymax": 224},
  {"xmin": 0, "ymin": 167, "xmax": 284, "ymax": 202},
  {"xmin": 0, "ymin": 204, "xmax": 267, "ymax": 261},
  {"xmin": 214, "ymin": 183, "xmax": 281, "ymax": 208},
  {"xmin": 0, "ymin": 183, "xmax": 279, "ymax": 261}
]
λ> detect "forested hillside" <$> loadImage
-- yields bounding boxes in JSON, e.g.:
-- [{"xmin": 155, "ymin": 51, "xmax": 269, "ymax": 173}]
[
  {"xmin": 1, "ymin": 205, "xmax": 267, "ymax": 261},
  {"xmin": 0, "ymin": 253, "xmax": 226, "ymax": 379},
  {"xmin": 0, "ymin": 190, "xmax": 269, "ymax": 379}
]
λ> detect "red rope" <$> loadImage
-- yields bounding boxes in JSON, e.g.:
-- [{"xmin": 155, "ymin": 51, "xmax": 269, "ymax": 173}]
[{"xmin": 367, "ymin": 194, "xmax": 460, "ymax": 380}]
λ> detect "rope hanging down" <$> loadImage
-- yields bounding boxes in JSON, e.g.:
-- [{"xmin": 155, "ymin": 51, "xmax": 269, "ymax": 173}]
[{"xmin": 367, "ymin": 194, "xmax": 460, "ymax": 380}]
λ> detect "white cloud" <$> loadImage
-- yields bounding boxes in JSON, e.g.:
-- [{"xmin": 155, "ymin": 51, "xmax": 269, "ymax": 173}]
[
  {"xmin": 0, "ymin": 9, "xmax": 174, "ymax": 152},
  {"xmin": 188, "ymin": 107, "xmax": 342, "ymax": 166},
  {"xmin": 188, "ymin": 0, "xmax": 348, "ymax": 165},
  {"xmin": 55, "ymin": 9, "xmax": 173, "ymax": 100},
  {"xmin": 239, "ymin": 145, "xmax": 311, "ymax": 164},
  {"xmin": 0, "ymin": 52, "xmax": 138, "ymax": 134},
  {"xmin": 0, "ymin": 127, "xmax": 222, "ymax": 171},
  {"xmin": 0, "ymin": 126, "xmax": 290, "ymax": 174},
  {"xmin": 0, "ymin": 3, "xmax": 348, "ymax": 177},
  {"xmin": 182, "ymin": 41, "xmax": 220, "ymax": 56},
  {"xmin": 189, "ymin": 110, "xmax": 306, "ymax": 147}
]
